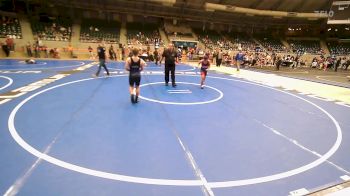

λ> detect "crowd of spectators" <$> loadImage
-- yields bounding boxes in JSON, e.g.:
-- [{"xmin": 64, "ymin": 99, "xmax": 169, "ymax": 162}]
[
  {"xmin": 31, "ymin": 17, "xmax": 72, "ymax": 41},
  {"xmin": 24, "ymin": 39, "xmax": 60, "ymax": 59},
  {"xmin": 80, "ymin": 20, "xmax": 120, "ymax": 43},
  {"xmin": 0, "ymin": 15, "xmax": 21, "ymax": 39},
  {"xmin": 310, "ymin": 55, "xmax": 350, "ymax": 70}
]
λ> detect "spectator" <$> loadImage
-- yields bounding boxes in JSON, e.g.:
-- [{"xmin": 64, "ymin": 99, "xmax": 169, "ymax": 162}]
[
  {"xmin": 109, "ymin": 45, "xmax": 116, "ymax": 60},
  {"xmin": 42, "ymin": 46, "xmax": 48, "ymax": 58},
  {"xmin": 49, "ymin": 48, "xmax": 59, "ymax": 58},
  {"xmin": 216, "ymin": 49, "xmax": 223, "ymax": 67},
  {"xmin": 1, "ymin": 42, "xmax": 10, "ymax": 57},
  {"xmin": 33, "ymin": 43, "xmax": 40, "ymax": 58},
  {"xmin": 67, "ymin": 44, "xmax": 73, "ymax": 58},
  {"xmin": 26, "ymin": 42, "xmax": 32, "ymax": 57},
  {"xmin": 88, "ymin": 46, "xmax": 94, "ymax": 59},
  {"xmin": 334, "ymin": 57, "xmax": 341, "ymax": 72},
  {"xmin": 153, "ymin": 48, "xmax": 159, "ymax": 65},
  {"xmin": 5, "ymin": 35, "xmax": 14, "ymax": 51}
]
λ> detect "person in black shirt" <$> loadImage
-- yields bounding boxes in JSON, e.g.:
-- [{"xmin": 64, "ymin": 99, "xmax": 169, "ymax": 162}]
[
  {"xmin": 334, "ymin": 57, "xmax": 341, "ymax": 72},
  {"xmin": 94, "ymin": 44, "xmax": 110, "ymax": 77},
  {"xmin": 160, "ymin": 44, "xmax": 178, "ymax": 87},
  {"xmin": 125, "ymin": 48, "xmax": 146, "ymax": 103},
  {"xmin": 276, "ymin": 56, "xmax": 282, "ymax": 71},
  {"xmin": 153, "ymin": 48, "xmax": 159, "ymax": 65},
  {"xmin": 109, "ymin": 45, "xmax": 116, "ymax": 60}
]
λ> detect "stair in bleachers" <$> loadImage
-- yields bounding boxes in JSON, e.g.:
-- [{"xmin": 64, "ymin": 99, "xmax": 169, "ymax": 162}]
[
  {"xmin": 191, "ymin": 30, "xmax": 206, "ymax": 50},
  {"xmin": 320, "ymin": 39, "xmax": 330, "ymax": 55},
  {"xmin": 158, "ymin": 27, "xmax": 169, "ymax": 46},
  {"xmin": 71, "ymin": 22, "xmax": 81, "ymax": 44},
  {"xmin": 119, "ymin": 20, "xmax": 127, "ymax": 46},
  {"xmin": 223, "ymin": 32, "xmax": 257, "ymax": 51},
  {"xmin": 18, "ymin": 17, "xmax": 33, "ymax": 42},
  {"xmin": 252, "ymin": 38, "xmax": 265, "ymax": 51},
  {"xmin": 254, "ymin": 36, "xmax": 286, "ymax": 53},
  {"xmin": 280, "ymin": 38, "xmax": 290, "ymax": 50}
]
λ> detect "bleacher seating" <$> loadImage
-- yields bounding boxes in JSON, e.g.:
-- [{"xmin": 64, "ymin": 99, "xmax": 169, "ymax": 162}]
[
  {"xmin": 0, "ymin": 15, "xmax": 21, "ymax": 39},
  {"xmin": 194, "ymin": 29, "xmax": 229, "ymax": 50},
  {"xmin": 127, "ymin": 22, "xmax": 163, "ymax": 46},
  {"xmin": 225, "ymin": 32, "xmax": 257, "ymax": 51},
  {"xmin": 164, "ymin": 22, "xmax": 193, "ymax": 38},
  {"xmin": 327, "ymin": 42, "xmax": 350, "ymax": 55},
  {"xmin": 31, "ymin": 17, "xmax": 72, "ymax": 41},
  {"xmin": 80, "ymin": 19, "xmax": 120, "ymax": 43},
  {"xmin": 256, "ymin": 36, "xmax": 285, "ymax": 52},
  {"xmin": 288, "ymin": 40, "xmax": 322, "ymax": 54}
]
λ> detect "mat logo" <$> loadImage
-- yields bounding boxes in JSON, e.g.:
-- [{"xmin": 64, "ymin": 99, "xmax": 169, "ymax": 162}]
[
  {"xmin": 0, "ymin": 74, "xmax": 70, "ymax": 104},
  {"xmin": 0, "ymin": 62, "xmax": 97, "ymax": 105},
  {"xmin": 15, "ymin": 74, "xmax": 69, "ymax": 93}
]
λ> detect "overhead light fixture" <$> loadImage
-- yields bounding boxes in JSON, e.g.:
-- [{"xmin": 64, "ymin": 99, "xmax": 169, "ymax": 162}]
[
  {"xmin": 148, "ymin": 0, "xmax": 176, "ymax": 6},
  {"xmin": 205, "ymin": 2, "xmax": 328, "ymax": 19}
]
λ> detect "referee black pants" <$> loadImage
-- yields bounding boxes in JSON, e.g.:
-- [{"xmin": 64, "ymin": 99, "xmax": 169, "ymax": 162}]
[
  {"xmin": 165, "ymin": 64, "xmax": 175, "ymax": 84},
  {"xmin": 216, "ymin": 58, "xmax": 222, "ymax": 67}
]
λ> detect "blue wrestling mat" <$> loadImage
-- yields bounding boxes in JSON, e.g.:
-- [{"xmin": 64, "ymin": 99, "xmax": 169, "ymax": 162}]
[{"xmin": 0, "ymin": 59, "xmax": 349, "ymax": 195}]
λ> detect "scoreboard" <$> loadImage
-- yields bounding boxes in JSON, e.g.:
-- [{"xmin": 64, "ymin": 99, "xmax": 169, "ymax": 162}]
[{"xmin": 327, "ymin": 1, "xmax": 350, "ymax": 24}]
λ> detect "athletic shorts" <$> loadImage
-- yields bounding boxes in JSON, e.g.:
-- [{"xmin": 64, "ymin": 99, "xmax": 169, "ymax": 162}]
[
  {"xmin": 201, "ymin": 68, "xmax": 208, "ymax": 76},
  {"xmin": 129, "ymin": 75, "xmax": 141, "ymax": 87}
]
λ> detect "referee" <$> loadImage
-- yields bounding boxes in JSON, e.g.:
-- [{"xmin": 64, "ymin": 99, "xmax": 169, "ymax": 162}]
[{"xmin": 160, "ymin": 44, "xmax": 178, "ymax": 87}]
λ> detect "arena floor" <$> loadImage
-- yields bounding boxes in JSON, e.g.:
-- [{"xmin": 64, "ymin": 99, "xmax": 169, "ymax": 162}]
[
  {"xmin": 246, "ymin": 66, "xmax": 350, "ymax": 89},
  {"xmin": 0, "ymin": 59, "xmax": 350, "ymax": 196}
]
